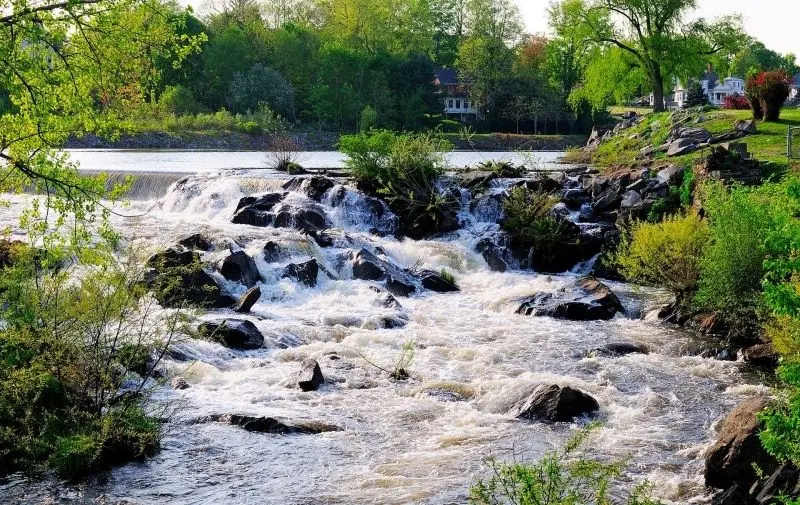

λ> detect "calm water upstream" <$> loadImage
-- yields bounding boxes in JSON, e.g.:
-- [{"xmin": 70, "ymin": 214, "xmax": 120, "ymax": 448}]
[{"xmin": 0, "ymin": 152, "xmax": 768, "ymax": 505}]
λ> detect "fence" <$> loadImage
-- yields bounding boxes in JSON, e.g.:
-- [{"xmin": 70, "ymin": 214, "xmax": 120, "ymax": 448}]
[{"xmin": 790, "ymin": 126, "xmax": 800, "ymax": 159}]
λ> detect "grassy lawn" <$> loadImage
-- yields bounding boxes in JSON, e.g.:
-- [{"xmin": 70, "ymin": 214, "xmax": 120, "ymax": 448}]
[
  {"xmin": 608, "ymin": 105, "xmax": 654, "ymax": 117},
  {"xmin": 571, "ymin": 107, "xmax": 800, "ymax": 172}
]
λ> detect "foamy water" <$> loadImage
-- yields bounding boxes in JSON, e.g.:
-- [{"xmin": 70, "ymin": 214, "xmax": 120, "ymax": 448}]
[{"xmin": 0, "ymin": 167, "xmax": 767, "ymax": 505}]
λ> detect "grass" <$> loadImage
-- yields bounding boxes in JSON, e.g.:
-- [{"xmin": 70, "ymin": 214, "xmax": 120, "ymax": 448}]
[
  {"xmin": 573, "ymin": 107, "xmax": 800, "ymax": 172},
  {"xmin": 608, "ymin": 105, "xmax": 654, "ymax": 116}
]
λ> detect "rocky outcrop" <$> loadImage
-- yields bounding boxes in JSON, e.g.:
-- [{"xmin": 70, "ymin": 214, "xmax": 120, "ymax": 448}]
[
  {"xmin": 585, "ymin": 342, "xmax": 648, "ymax": 358},
  {"xmin": 512, "ymin": 384, "xmax": 599, "ymax": 422},
  {"xmin": 740, "ymin": 343, "xmax": 779, "ymax": 367},
  {"xmin": 695, "ymin": 144, "xmax": 761, "ymax": 186},
  {"xmin": 234, "ymin": 286, "xmax": 261, "ymax": 313},
  {"xmin": 517, "ymin": 277, "xmax": 624, "ymax": 321},
  {"xmin": 282, "ymin": 176, "xmax": 335, "ymax": 202},
  {"xmin": 145, "ymin": 246, "xmax": 235, "ymax": 309},
  {"xmin": 198, "ymin": 319, "xmax": 265, "ymax": 350},
  {"xmin": 705, "ymin": 397, "xmax": 777, "ymax": 489},
  {"xmin": 349, "ymin": 249, "xmax": 416, "ymax": 297},
  {"xmin": 282, "ymin": 259, "xmax": 319, "ymax": 287},
  {"xmin": 263, "ymin": 241, "xmax": 289, "ymax": 263},
  {"xmin": 476, "ymin": 237, "xmax": 508, "ymax": 272},
  {"xmin": 297, "ymin": 359, "xmax": 325, "ymax": 391},
  {"xmin": 231, "ymin": 193, "xmax": 286, "ymax": 226},
  {"xmin": 207, "ymin": 414, "xmax": 340, "ymax": 434},
  {"xmin": 178, "ymin": 233, "xmax": 213, "ymax": 251},
  {"xmin": 220, "ymin": 251, "xmax": 260, "ymax": 288},
  {"xmin": 232, "ymin": 193, "xmax": 330, "ymax": 232}
]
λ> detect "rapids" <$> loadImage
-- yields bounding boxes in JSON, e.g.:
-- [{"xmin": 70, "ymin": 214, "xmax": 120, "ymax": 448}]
[{"xmin": 0, "ymin": 164, "xmax": 768, "ymax": 505}]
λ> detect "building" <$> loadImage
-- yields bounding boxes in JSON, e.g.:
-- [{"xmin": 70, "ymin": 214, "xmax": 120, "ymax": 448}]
[
  {"xmin": 791, "ymin": 73, "xmax": 800, "ymax": 102},
  {"xmin": 433, "ymin": 68, "xmax": 480, "ymax": 120},
  {"xmin": 671, "ymin": 70, "xmax": 745, "ymax": 108}
]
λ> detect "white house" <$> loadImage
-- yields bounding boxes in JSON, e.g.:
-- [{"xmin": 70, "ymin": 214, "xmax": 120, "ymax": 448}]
[
  {"xmin": 433, "ymin": 68, "xmax": 480, "ymax": 120},
  {"xmin": 790, "ymin": 73, "xmax": 800, "ymax": 102},
  {"xmin": 671, "ymin": 70, "xmax": 745, "ymax": 108}
]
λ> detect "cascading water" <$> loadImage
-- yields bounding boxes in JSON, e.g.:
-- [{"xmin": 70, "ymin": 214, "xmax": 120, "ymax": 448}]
[{"xmin": 0, "ymin": 166, "xmax": 768, "ymax": 505}]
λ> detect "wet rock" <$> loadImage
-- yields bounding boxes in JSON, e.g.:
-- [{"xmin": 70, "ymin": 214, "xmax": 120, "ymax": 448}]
[
  {"xmin": 705, "ymin": 397, "xmax": 778, "ymax": 489},
  {"xmin": 585, "ymin": 342, "xmax": 648, "ymax": 358},
  {"xmin": 419, "ymin": 270, "xmax": 460, "ymax": 293},
  {"xmin": 232, "ymin": 193, "xmax": 286, "ymax": 226},
  {"xmin": 512, "ymin": 384, "xmax": 599, "ymax": 422},
  {"xmin": 146, "ymin": 246, "xmax": 198, "ymax": 270},
  {"xmin": 751, "ymin": 464, "xmax": 800, "ymax": 504},
  {"xmin": 198, "ymin": 319, "xmax": 265, "ymax": 350},
  {"xmin": 386, "ymin": 278, "xmax": 416, "ymax": 297},
  {"xmin": 518, "ymin": 174, "xmax": 563, "ymax": 193},
  {"xmin": 476, "ymin": 238, "xmax": 507, "ymax": 272},
  {"xmin": 177, "ymin": 233, "xmax": 213, "ymax": 251},
  {"xmin": 282, "ymin": 176, "xmax": 335, "ymax": 201},
  {"xmin": 459, "ymin": 171, "xmax": 497, "ymax": 191},
  {"xmin": 263, "ymin": 241, "xmax": 288, "ymax": 263},
  {"xmin": 740, "ymin": 343, "xmax": 779, "ymax": 367},
  {"xmin": 422, "ymin": 388, "xmax": 469, "ymax": 402},
  {"xmin": 220, "ymin": 251, "xmax": 260, "ymax": 288},
  {"xmin": 369, "ymin": 286, "xmax": 403, "ymax": 309},
  {"xmin": 308, "ymin": 229, "xmax": 334, "ymax": 248},
  {"xmin": 561, "ymin": 188, "xmax": 590, "ymax": 210},
  {"xmin": 735, "ymin": 119, "xmax": 757, "ymax": 134},
  {"xmin": 712, "ymin": 484, "xmax": 755, "ymax": 505},
  {"xmin": 145, "ymin": 247, "xmax": 235, "ymax": 309},
  {"xmin": 234, "ymin": 286, "xmax": 261, "ymax": 313},
  {"xmin": 272, "ymin": 205, "xmax": 329, "ymax": 233},
  {"xmin": 171, "ymin": 376, "xmax": 190, "ymax": 390},
  {"xmin": 297, "ymin": 358, "xmax": 325, "ymax": 391},
  {"xmin": 592, "ymin": 187, "xmax": 622, "ymax": 213},
  {"xmin": 282, "ymin": 259, "xmax": 319, "ymax": 287},
  {"xmin": 349, "ymin": 249, "xmax": 417, "ymax": 296},
  {"xmin": 656, "ymin": 165, "xmax": 685, "ymax": 185},
  {"xmin": 620, "ymin": 190, "xmax": 643, "ymax": 208},
  {"xmin": 517, "ymin": 276, "xmax": 624, "ymax": 321},
  {"xmin": 210, "ymin": 414, "xmax": 339, "ymax": 434}
]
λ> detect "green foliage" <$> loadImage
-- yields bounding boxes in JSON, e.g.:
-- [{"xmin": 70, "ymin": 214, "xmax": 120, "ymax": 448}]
[
  {"xmin": 684, "ymin": 81, "xmax": 710, "ymax": 108},
  {"xmin": 614, "ymin": 214, "xmax": 709, "ymax": 301},
  {"xmin": 360, "ymin": 105, "xmax": 378, "ymax": 132},
  {"xmin": 679, "ymin": 169, "xmax": 696, "ymax": 208},
  {"xmin": 227, "ymin": 63, "xmax": 295, "ymax": 118},
  {"xmin": 470, "ymin": 423, "xmax": 664, "ymax": 505},
  {"xmin": 131, "ymin": 105, "xmax": 285, "ymax": 135},
  {"xmin": 158, "ymin": 85, "xmax": 202, "ymax": 115},
  {"xmin": 439, "ymin": 269, "xmax": 458, "ymax": 287},
  {"xmin": 476, "ymin": 160, "xmax": 525, "ymax": 177}
]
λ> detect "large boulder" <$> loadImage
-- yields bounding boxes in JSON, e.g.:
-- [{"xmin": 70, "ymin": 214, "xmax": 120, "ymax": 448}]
[
  {"xmin": 705, "ymin": 397, "xmax": 778, "ymax": 489},
  {"xmin": 476, "ymin": 237, "xmax": 508, "ymax": 272},
  {"xmin": 667, "ymin": 138, "xmax": 699, "ymax": 157},
  {"xmin": 282, "ymin": 176, "xmax": 335, "ymax": 201},
  {"xmin": 297, "ymin": 359, "xmax": 325, "ymax": 391},
  {"xmin": 145, "ymin": 247, "xmax": 235, "ymax": 309},
  {"xmin": 198, "ymin": 319, "xmax": 265, "ymax": 350},
  {"xmin": 282, "ymin": 259, "xmax": 319, "ymax": 287},
  {"xmin": 232, "ymin": 192, "xmax": 329, "ymax": 233},
  {"xmin": 263, "ymin": 241, "xmax": 289, "ymax": 263},
  {"xmin": 146, "ymin": 246, "xmax": 198, "ymax": 270},
  {"xmin": 740, "ymin": 343, "xmax": 779, "ymax": 367},
  {"xmin": 349, "ymin": 249, "xmax": 417, "ymax": 296},
  {"xmin": 459, "ymin": 171, "xmax": 497, "ymax": 191},
  {"xmin": 517, "ymin": 276, "xmax": 624, "ymax": 321},
  {"xmin": 512, "ymin": 384, "xmax": 599, "ymax": 422},
  {"xmin": 177, "ymin": 233, "xmax": 213, "ymax": 251},
  {"xmin": 656, "ymin": 165, "xmax": 685, "ymax": 185},
  {"xmin": 272, "ymin": 204, "xmax": 329, "ymax": 233},
  {"xmin": 220, "ymin": 251, "xmax": 260, "ymax": 288},
  {"xmin": 750, "ymin": 464, "xmax": 800, "ymax": 504},
  {"xmin": 209, "ymin": 414, "xmax": 340, "ymax": 434},
  {"xmin": 231, "ymin": 193, "xmax": 286, "ymax": 226},
  {"xmin": 419, "ymin": 270, "xmax": 460, "ymax": 293},
  {"xmin": 735, "ymin": 119, "xmax": 757, "ymax": 134},
  {"xmin": 585, "ymin": 342, "xmax": 648, "ymax": 358}
]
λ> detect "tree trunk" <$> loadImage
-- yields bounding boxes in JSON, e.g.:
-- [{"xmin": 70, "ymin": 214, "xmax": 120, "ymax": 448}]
[{"xmin": 651, "ymin": 66, "xmax": 666, "ymax": 113}]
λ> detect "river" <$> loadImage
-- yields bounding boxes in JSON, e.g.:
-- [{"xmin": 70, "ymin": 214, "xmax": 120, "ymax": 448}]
[{"xmin": 0, "ymin": 151, "xmax": 768, "ymax": 505}]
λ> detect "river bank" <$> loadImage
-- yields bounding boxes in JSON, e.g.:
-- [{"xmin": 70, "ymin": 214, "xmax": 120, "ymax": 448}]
[{"xmin": 64, "ymin": 131, "xmax": 587, "ymax": 152}]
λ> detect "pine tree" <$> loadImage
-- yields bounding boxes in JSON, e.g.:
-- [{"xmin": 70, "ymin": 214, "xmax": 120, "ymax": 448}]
[{"xmin": 685, "ymin": 80, "xmax": 709, "ymax": 107}]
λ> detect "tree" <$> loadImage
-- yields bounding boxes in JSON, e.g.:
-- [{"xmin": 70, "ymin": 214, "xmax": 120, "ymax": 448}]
[
  {"xmin": 730, "ymin": 40, "xmax": 796, "ymax": 77},
  {"xmin": 684, "ymin": 80, "xmax": 709, "ymax": 107},
  {"xmin": 552, "ymin": 0, "xmax": 744, "ymax": 112},
  {"xmin": 227, "ymin": 63, "xmax": 295, "ymax": 118}
]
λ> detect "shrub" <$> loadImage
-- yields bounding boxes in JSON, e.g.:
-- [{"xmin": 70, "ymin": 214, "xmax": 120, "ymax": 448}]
[
  {"xmin": 614, "ymin": 213, "xmax": 709, "ymax": 302},
  {"xmin": 359, "ymin": 105, "xmax": 377, "ymax": 132},
  {"xmin": 227, "ymin": 63, "xmax": 295, "ymax": 118},
  {"xmin": 476, "ymin": 160, "xmax": 525, "ymax": 178},
  {"xmin": 470, "ymin": 423, "xmax": 663, "ymax": 505},
  {"xmin": 695, "ymin": 183, "xmax": 777, "ymax": 337},
  {"xmin": 158, "ymin": 85, "xmax": 201, "ymax": 115},
  {"xmin": 746, "ymin": 70, "xmax": 792, "ymax": 121},
  {"xmin": 439, "ymin": 268, "xmax": 457, "ymax": 287},
  {"xmin": 722, "ymin": 93, "xmax": 750, "ymax": 110}
]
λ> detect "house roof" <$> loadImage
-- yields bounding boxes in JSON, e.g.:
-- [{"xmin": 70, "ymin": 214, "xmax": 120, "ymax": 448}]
[
  {"xmin": 701, "ymin": 70, "xmax": 719, "ymax": 84},
  {"xmin": 434, "ymin": 67, "xmax": 459, "ymax": 86}
]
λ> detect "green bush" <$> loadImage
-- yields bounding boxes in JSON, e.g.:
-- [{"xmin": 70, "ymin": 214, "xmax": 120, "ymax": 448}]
[
  {"xmin": 614, "ymin": 213, "xmax": 709, "ymax": 302},
  {"xmin": 470, "ymin": 424, "xmax": 663, "ymax": 505},
  {"xmin": 695, "ymin": 182, "xmax": 777, "ymax": 336},
  {"xmin": 476, "ymin": 160, "xmax": 525, "ymax": 178},
  {"xmin": 158, "ymin": 85, "xmax": 201, "ymax": 115},
  {"xmin": 360, "ymin": 105, "xmax": 377, "ymax": 132}
]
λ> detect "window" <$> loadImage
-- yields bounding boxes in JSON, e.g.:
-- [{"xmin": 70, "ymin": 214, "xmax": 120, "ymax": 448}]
[
  {"xmin": 448, "ymin": 99, "xmax": 453, "ymax": 109},
  {"xmin": 455, "ymin": 99, "xmax": 461, "ymax": 109}
]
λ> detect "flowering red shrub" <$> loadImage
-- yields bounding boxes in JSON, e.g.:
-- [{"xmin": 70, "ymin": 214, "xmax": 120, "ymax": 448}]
[
  {"xmin": 745, "ymin": 70, "xmax": 792, "ymax": 121},
  {"xmin": 722, "ymin": 93, "xmax": 750, "ymax": 110}
]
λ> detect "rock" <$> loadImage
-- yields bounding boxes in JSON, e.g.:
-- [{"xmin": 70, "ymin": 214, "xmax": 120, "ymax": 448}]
[
  {"xmin": 586, "ymin": 342, "xmax": 648, "ymax": 358},
  {"xmin": 263, "ymin": 241, "xmax": 288, "ymax": 263},
  {"xmin": 656, "ymin": 165, "xmax": 685, "ymax": 185},
  {"xmin": 667, "ymin": 138, "xmax": 699, "ymax": 156},
  {"xmin": 740, "ymin": 343, "xmax": 779, "ymax": 367},
  {"xmin": 146, "ymin": 246, "xmax": 198, "ymax": 270},
  {"xmin": 272, "ymin": 205, "xmax": 329, "ymax": 233},
  {"xmin": 669, "ymin": 126, "xmax": 712, "ymax": 144},
  {"xmin": 705, "ymin": 397, "xmax": 778, "ymax": 489},
  {"xmin": 518, "ymin": 174, "xmax": 563, "ymax": 193},
  {"xmin": 735, "ymin": 119, "xmax": 757, "ymax": 134},
  {"xmin": 370, "ymin": 287, "xmax": 402, "ymax": 309},
  {"xmin": 592, "ymin": 187, "xmax": 622, "ymax": 213},
  {"xmin": 282, "ymin": 259, "xmax": 319, "ymax": 287},
  {"xmin": 145, "ymin": 247, "xmax": 235, "ymax": 309},
  {"xmin": 220, "ymin": 251, "xmax": 260, "ymax": 288},
  {"xmin": 561, "ymin": 188, "xmax": 590, "ymax": 210},
  {"xmin": 198, "ymin": 319, "xmax": 265, "ymax": 350},
  {"xmin": 459, "ymin": 171, "xmax": 497, "ymax": 191},
  {"xmin": 710, "ymin": 130, "xmax": 746, "ymax": 144},
  {"xmin": 620, "ymin": 190, "xmax": 643, "ymax": 208},
  {"xmin": 297, "ymin": 358, "xmax": 325, "ymax": 391},
  {"xmin": 282, "ymin": 176, "xmax": 335, "ymax": 201},
  {"xmin": 512, "ymin": 384, "xmax": 599, "ymax": 422},
  {"xmin": 171, "ymin": 376, "xmax": 190, "ymax": 390},
  {"xmin": 386, "ymin": 278, "xmax": 416, "ymax": 297},
  {"xmin": 177, "ymin": 233, "xmax": 213, "ymax": 251},
  {"xmin": 419, "ymin": 270, "xmax": 460, "ymax": 292},
  {"xmin": 476, "ymin": 238, "xmax": 507, "ymax": 272},
  {"xmin": 308, "ymin": 229, "xmax": 334, "ymax": 248},
  {"xmin": 231, "ymin": 193, "xmax": 285, "ymax": 226},
  {"xmin": 211, "ymin": 414, "xmax": 339, "ymax": 434},
  {"xmin": 517, "ymin": 276, "xmax": 624, "ymax": 321},
  {"xmin": 234, "ymin": 286, "xmax": 261, "ymax": 313},
  {"xmin": 751, "ymin": 464, "xmax": 800, "ymax": 504},
  {"xmin": 712, "ymin": 484, "xmax": 755, "ymax": 505},
  {"xmin": 349, "ymin": 249, "xmax": 417, "ymax": 296}
]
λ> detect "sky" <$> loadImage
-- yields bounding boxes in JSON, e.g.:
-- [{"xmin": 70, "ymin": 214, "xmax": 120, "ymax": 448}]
[{"xmin": 516, "ymin": 0, "xmax": 799, "ymax": 56}]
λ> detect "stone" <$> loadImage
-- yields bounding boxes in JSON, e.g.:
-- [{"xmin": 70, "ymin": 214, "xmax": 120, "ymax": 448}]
[
  {"xmin": 177, "ymin": 233, "xmax": 213, "ymax": 251},
  {"xmin": 146, "ymin": 246, "xmax": 198, "ymax": 270},
  {"xmin": 419, "ymin": 270, "xmax": 460, "ymax": 292},
  {"xmin": 145, "ymin": 247, "xmax": 235, "ymax": 309},
  {"xmin": 735, "ymin": 119, "xmax": 757, "ymax": 134},
  {"xmin": 198, "ymin": 319, "xmax": 265, "ymax": 350},
  {"xmin": 171, "ymin": 376, "xmax": 190, "ymax": 390},
  {"xmin": 459, "ymin": 171, "xmax": 497, "ymax": 191},
  {"xmin": 592, "ymin": 187, "xmax": 622, "ymax": 213},
  {"xmin": 711, "ymin": 484, "xmax": 755, "ymax": 505},
  {"xmin": 210, "ymin": 414, "xmax": 339, "ymax": 434},
  {"xmin": 751, "ymin": 464, "xmax": 800, "ymax": 504},
  {"xmin": 282, "ymin": 259, "xmax": 319, "ymax": 287},
  {"xmin": 512, "ymin": 384, "xmax": 599, "ymax": 422},
  {"xmin": 231, "ymin": 193, "xmax": 286, "ymax": 226},
  {"xmin": 705, "ymin": 397, "xmax": 778, "ymax": 489},
  {"xmin": 282, "ymin": 176, "xmax": 335, "ymax": 201},
  {"xmin": 272, "ymin": 205, "xmax": 329, "ymax": 233},
  {"xmin": 349, "ymin": 249, "xmax": 417, "ymax": 296},
  {"xmin": 561, "ymin": 188, "xmax": 590, "ymax": 210},
  {"xmin": 667, "ymin": 138, "xmax": 699, "ymax": 157},
  {"xmin": 386, "ymin": 277, "xmax": 416, "ymax": 297},
  {"xmin": 476, "ymin": 238, "xmax": 507, "ymax": 272},
  {"xmin": 620, "ymin": 190, "xmax": 643, "ymax": 208},
  {"xmin": 517, "ymin": 276, "xmax": 624, "ymax": 321},
  {"xmin": 220, "ymin": 251, "xmax": 260, "ymax": 288},
  {"xmin": 263, "ymin": 241, "xmax": 288, "ymax": 263},
  {"xmin": 234, "ymin": 286, "xmax": 261, "ymax": 313},
  {"xmin": 740, "ymin": 343, "xmax": 779, "ymax": 367},
  {"xmin": 585, "ymin": 342, "xmax": 649, "ymax": 358},
  {"xmin": 656, "ymin": 165, "xmax": 685, "ymax": 185},
  {"xmin": 297, "ymin": 359, "xmax": 325, "ymax": 391}
]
